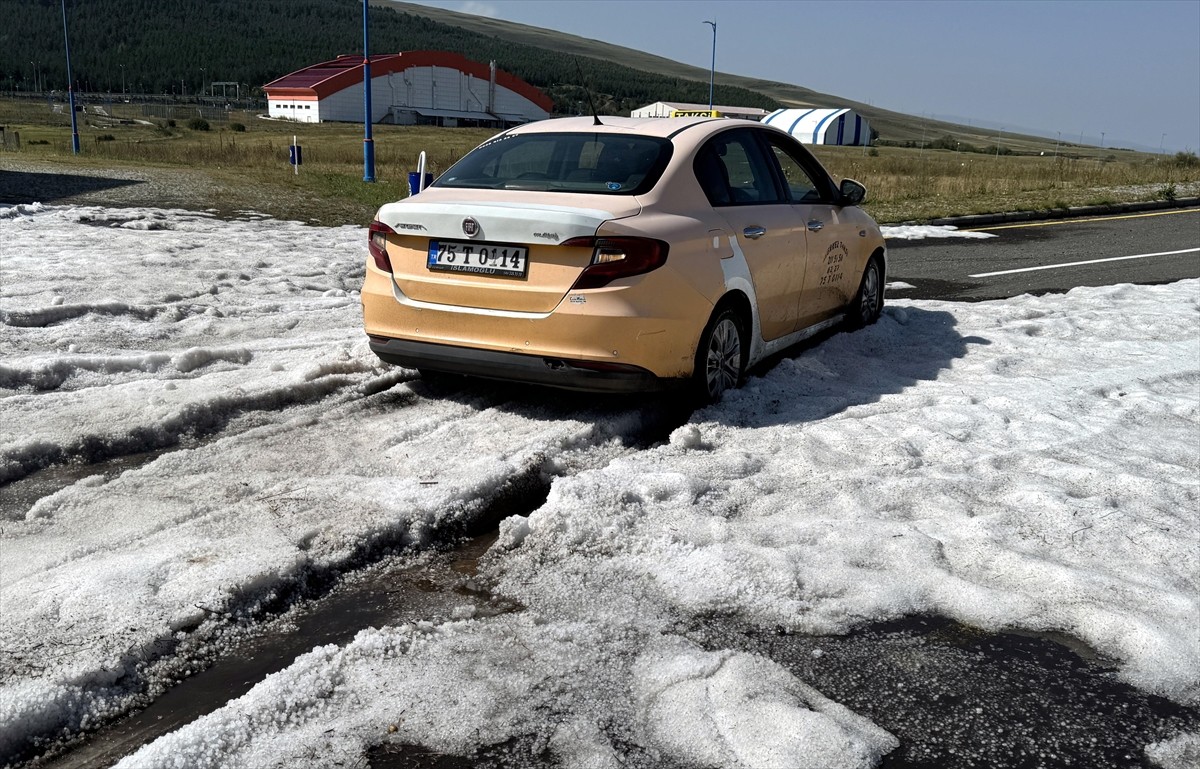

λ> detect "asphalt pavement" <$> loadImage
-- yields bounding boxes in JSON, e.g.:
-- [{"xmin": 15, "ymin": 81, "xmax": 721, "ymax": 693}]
[{"xmin": 886, "ymin": 206, "xmax": 1200, "ymax": 301}]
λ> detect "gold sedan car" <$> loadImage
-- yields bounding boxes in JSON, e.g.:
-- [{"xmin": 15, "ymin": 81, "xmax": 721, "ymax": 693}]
[{"xmin": 362, "ymin": 116, "xmax": 886, "ymax": 400}]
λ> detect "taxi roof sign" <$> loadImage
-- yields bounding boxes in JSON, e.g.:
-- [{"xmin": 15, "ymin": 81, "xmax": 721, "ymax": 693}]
[{"xmin": 670, "ymin": 109, "xmax": 721, "ymax": 118}]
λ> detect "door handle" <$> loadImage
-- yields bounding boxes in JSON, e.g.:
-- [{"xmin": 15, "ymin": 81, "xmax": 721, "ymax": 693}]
[
  {"xmin": 807, "ymin": 220, "xmax": 824, "ymax": 232},
  {"xmin": 743, "ymin": 226, "xmax": 767, "ymax": 239}
]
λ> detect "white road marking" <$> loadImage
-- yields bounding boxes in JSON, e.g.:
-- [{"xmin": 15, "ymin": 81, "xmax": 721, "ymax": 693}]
[{"xmin": 970, "ymin": 248, "xmax": 1200, "ymax": 278}]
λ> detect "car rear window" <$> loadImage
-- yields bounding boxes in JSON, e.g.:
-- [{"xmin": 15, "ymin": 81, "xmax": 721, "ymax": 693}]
[{"xmin": 434, "ymin": 132, "xmax": 673, "ymax": 195}]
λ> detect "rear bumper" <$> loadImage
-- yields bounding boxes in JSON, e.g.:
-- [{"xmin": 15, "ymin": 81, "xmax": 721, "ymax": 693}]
[{"xmin": 368, "ymin": 335, "xmax": 675, "ymax": 393}]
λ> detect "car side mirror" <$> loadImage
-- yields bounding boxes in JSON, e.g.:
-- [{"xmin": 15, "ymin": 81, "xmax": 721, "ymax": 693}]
[{"xmin": 839, "ymin": 179, "xmax": 867, "ymax": 206}]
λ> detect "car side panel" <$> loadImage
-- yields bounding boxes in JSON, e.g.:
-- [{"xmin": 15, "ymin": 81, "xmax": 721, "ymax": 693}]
[
  {"xmin": 794, "ymin": 203, "xmax": 867, "ymax": 327},
  {"xmin": 714, "ymin": 204, "xmax": 807, "ymax": 341}
]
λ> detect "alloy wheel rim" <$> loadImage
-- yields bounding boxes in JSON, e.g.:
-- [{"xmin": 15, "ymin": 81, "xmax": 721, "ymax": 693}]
[
  {"xmin": 861, "ymin": 264, "xmax": 880, "ymax": 321},
  {"xmin": 706, "ymin": 318, "xmax": 742, "ymax": 396}
]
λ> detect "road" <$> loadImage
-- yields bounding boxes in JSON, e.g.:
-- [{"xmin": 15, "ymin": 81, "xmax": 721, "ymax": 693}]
[{"xmin": 886, "ymin": 207, "xmax": 1200, "ymax": 301}]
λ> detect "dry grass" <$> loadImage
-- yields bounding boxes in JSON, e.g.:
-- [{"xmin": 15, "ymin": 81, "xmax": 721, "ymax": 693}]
[
  {"xmin": 815, "ymin": 145, "xmax": 1200, "ymax": 221},
  {"xmin": 3, "ymin": 98, "xmax": 1196, "ymax": 224}
]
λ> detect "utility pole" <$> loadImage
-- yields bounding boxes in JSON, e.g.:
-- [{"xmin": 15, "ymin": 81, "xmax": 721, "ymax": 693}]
[
  {"xmin": 362, "ymin": 0, "xmax": 375, "ymax": 182},
  {"xmin": 60, "ymin": 0, "xmax": 80, "ymax": 154}
]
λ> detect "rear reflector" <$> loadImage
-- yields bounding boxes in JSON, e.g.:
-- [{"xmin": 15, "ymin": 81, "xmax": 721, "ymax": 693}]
[
  {"xmin": 550, "ymin": 358, "xmax": 650, "ymax": 374},
  {"xmin": 561, "ymin": 236, "xmax": 669, "ymax": 290},
  {"xmin": 368, "ymin": 220, "xmax": 395, "ymax": 272}
]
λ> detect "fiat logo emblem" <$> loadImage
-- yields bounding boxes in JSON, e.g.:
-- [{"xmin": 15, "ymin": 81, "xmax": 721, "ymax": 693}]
[{"xmin": 462, "ymin": 217, "xmax": 480, "ymax": 237}]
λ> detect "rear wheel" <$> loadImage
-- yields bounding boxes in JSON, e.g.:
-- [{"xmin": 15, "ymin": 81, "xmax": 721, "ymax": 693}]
[
  {"xmin": 692, "ymin": 307, "xmax": 747, "ymax": 403},
  {"xmin": 848, "ymin": 257, "xmax": 883, "ymax": 328}
]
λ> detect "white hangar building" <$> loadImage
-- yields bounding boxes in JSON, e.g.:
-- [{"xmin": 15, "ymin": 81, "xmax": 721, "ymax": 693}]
[
  {"xmin": 631, "ymin": 101, "xmax": 769, "ymax": 121},
  {"xmin": 762, "ymin": 108, "xmax": 873, "ymax": 146},
  {"xmin": 262, "ymin": 51, "xmax": 553, "ymax": 127}
]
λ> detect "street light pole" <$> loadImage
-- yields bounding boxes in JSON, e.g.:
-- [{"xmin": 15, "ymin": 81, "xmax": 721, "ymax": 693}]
[
  {"xmin": 703, "ymin": 19, "xmax": 716, "ymax": 111},
  {"xmin": 362, "ymin": 0, "xmax": 375, "ymax": 182},
  {"xmin": 60, "ymin": 0, "xmax": 80, "ymax": 154}
]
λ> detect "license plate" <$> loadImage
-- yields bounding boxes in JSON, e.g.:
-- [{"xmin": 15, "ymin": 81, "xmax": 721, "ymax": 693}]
[{"xmin": 427, "ymin": 240, "xmax": 529, "ymax": 278}]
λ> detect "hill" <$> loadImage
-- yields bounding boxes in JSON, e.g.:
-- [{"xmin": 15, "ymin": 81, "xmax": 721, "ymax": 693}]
[{"xmin": 1, "ymin": 0, "xmax": 1114, "ymax": 154}]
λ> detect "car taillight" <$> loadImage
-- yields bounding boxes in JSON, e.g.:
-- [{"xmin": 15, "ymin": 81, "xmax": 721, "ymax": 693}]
[
  {"xmin": 368, "ymin": 220, "xmax": 395, "ymax": 273},
  {"xmin": 562, "ymin": 236, "xmax": 669, "ymax": 290}
]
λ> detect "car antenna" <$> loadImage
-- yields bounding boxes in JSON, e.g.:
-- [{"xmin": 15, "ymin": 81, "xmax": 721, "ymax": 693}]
[{"xmin": 573, "ymin": 58, "xmax": 603, "ymax": 126}]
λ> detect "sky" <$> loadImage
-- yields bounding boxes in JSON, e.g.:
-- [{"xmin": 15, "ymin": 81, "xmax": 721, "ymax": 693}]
[
  {"xmin": 404, "ymin": 0, "xmax": 1200, "ymax": 154},
  {"xmin": 3, "ymin": 201, "xmax": 1197, "ymax": 766}
]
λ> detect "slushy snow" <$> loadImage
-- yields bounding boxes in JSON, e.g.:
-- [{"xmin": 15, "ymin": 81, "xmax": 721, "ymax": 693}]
[{"xmin": 2, "ymin": 204, "xmax": 1197, "ymax": 767}]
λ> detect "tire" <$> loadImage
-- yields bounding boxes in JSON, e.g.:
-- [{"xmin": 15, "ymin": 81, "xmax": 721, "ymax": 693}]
[
  {"xmin": 847, "ymin": 257, "xmax": 883, "ymax": 329},
  {"xmin": 691, "ymin": 307, "xmax": 747, "ymax": 403}
]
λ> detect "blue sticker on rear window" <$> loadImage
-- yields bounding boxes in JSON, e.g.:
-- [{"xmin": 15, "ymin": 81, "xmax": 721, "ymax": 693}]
[{"xmin": 606, "ymin": 182, "xmax": 623, "ymax": 191}]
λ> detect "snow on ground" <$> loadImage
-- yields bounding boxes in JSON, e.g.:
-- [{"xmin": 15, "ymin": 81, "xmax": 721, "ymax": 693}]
[
  {"xmin": 0, "ymin": 205, "xmax": 648, "ymax": 762},
  {"xmin": 1146, "ymin": 731, "xmax": 1200, "ymax": 769},
  {"xmin": 492, "ymin": 281, "xmax": 1200, "ymax": 702},
  {"xmin": 880, "ymin": 224, "xmax": 997, "ymax": 240},
  {"xmin": 3, "ymin": 205, "xmax": 1198, "ymax": 768}
]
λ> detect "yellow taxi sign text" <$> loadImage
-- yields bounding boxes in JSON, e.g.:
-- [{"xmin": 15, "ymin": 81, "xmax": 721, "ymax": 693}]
[{"xmin": 670, "ymin": 110, "xmax": 721, "ymax": 118}]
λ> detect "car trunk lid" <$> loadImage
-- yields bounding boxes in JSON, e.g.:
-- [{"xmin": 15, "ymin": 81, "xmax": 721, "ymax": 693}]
[{"xmin": 375, "ymin": 192, "xmax": 641, "ymax": 314}]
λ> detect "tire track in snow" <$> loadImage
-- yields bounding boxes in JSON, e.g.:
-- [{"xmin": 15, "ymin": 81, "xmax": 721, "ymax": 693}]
[{"xmin": 0, "ymin": 365, "xmax": 393, "ymax": 486}]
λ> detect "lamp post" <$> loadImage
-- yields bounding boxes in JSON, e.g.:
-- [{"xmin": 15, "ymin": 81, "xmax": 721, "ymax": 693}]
[
  {"xmin": 362, "ymin": 0, "xmax": 375, "ymax": 182},
  {"xmin": 60, "ymin": 0, "xmax": 80, "ymax": 154},
  {"xmin": 703, "ymin": 19, "xmax": 716, "ymax": 111}
]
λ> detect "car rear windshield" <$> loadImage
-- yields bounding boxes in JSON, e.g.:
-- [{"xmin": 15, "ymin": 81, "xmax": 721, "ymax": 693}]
[{"xmin": 434, "ymin": 132, "xmax": 673, "ymax": 195}]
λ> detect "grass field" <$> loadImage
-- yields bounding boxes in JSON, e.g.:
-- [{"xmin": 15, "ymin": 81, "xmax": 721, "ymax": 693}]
[{"xmin": 2, "ymin": 97, "xmax": 1197, "ymax": 225}]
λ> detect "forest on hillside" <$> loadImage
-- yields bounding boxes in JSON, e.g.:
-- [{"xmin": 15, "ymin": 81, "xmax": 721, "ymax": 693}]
[{"xmin": 0, "ymin": 0, "xmax": 780, "ymax": 115}]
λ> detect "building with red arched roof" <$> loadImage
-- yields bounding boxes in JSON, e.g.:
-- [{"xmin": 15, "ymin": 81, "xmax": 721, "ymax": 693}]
[{"xmin": 263, "ymin": 51, "xmax": 553, "ymax": 127}]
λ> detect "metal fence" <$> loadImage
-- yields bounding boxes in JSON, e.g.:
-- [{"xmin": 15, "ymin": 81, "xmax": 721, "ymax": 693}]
[{"xmin": 138, "ymin": 103, "xmax": 240, "ymax": 123}]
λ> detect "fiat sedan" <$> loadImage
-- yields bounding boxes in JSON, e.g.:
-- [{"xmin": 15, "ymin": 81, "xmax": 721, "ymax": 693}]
[{"xmin": 362, "ymin": 116, "xmax": 885, "ymax": 401}]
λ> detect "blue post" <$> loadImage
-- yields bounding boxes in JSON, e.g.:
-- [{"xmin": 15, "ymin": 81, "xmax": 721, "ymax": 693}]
[
  {"xmin": 703, "ymin": 20, "xmax": 717, "ymax": 112},
  {"xmin": 61, "ymin": 0, "xmax": 80, "ymax": 155},
  {"xmin": 362, "ymin": 0, "xmax": 375, "ymax": 183}
]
